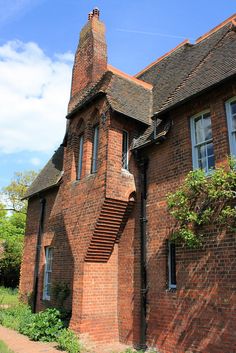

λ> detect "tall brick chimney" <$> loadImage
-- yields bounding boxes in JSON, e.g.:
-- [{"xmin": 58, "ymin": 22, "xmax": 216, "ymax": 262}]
[{"xmin": 70, "ymin": 8, "xmax": 107, "ymax": 100}]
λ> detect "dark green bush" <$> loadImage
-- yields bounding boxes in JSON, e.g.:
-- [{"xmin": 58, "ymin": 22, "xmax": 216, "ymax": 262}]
[
  {"xmin": 57, "ymin": 329, "xmax": 82, "ymax": 353},
  {"xmin": 0, "ymin": 304, "xmax": 32, "ymax": 331},
  {"xmin": 22, "ymin": 308, "xmax": 63, "ymax": 342}
]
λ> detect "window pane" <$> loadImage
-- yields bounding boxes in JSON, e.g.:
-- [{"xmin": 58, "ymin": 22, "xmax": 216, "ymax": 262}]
[
  {"xmin": 122, "ymin": 131, "xmax": 129, "ymax": 170},
  {"xmin": 47, "ymin": 283, "xmax": 51, "ymax": 297},
  {"xmin": 77, "ymin": 134, "xmax": 84, "ymax": 180},
  {"xmin": 232, "ymin": 115, "xmax": 236, "ymax": 131},
  {"xmin": 207, "ymin": 142, "xmax": 214, "ymax": 158},
  {"xmin": 91, "ymin": 125, "xmax": 99, "ymax": 173},
  {"xmin": 208, "ymin": 155, "xmax": 215, "ymax": 170},
  {"xmin": 197, "ymin": 144, "xmax": 206, "ymax": 170},
  {"xmin": 194, "ymin": 117, "xmax": 203, "ymax": 144},
  {"xmin": 197, "ymin": 144, "xmax": 206, "ymax": 161},
  {"xmin": 232, "ymin": 132, "xmax": 236, "ymax": 147},
  {"xmin": 203, "ymin": 113, "xmax": 212, "ymax": 140},
  {"xmin": 43, "ymin": 247, "xmax": 53, "ymax": 299},
  {"xmin": 170, "ymin": 243, "xmax": 176, "ymax": 285},
  {"xmin": 231, "ymin": 101, "xmax": 236, "ymax": 115},
  {"xmin": 199, "ymin": 157, "xmax": 206, "ymax": 171}
]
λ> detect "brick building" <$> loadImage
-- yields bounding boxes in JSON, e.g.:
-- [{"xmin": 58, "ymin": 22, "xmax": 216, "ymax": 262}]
[{"xmin": 19, "ymin": 9, "xmax": 236, "ymax": 353}]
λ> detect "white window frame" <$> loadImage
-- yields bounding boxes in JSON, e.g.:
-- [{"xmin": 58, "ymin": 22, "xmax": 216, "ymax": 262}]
[
  {"xmin": 77, "ymin": 134, "xmax": 84, "ymax": 180},
  {"xmin": 190, "ymin": 110, "xmax": 215, "ymax": 174},
  {"xmin": 225, "ymin": 96, "xmax": 236, "ymax": 156},
  {"xmin": 168, "ymin": 240, "xmax": 177, "ymax": 290},
  {"xmin": 122, "ymin": 130, "xmax": 129, "ymax": 170},
  {"xmin": 43, "ymin": 247, "xmax": 53, "ymax": 301}
]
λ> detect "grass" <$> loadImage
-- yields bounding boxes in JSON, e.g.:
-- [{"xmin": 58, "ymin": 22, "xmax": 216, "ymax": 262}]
[
  {"xmin": 0, "ymin": 287, "xmax": 19, "ymax": 306},
  {"xmin": 0, "ymin": 340, "xmax": 14, "ymax": 353}
]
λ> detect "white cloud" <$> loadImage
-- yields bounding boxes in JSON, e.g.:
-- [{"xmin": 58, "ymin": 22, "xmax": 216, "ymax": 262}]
[
  {"xmin": 30, "ymin": 157, "xmax": 41, "ymax": 166},
  {"xmin": 0, "ymin": 40, "xmax": 73, "ymax": 153}
]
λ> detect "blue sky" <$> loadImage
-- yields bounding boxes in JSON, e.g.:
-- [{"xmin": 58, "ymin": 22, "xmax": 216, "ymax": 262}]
[{"xmin": 0, "ymin": 0, "xmax": 235, "ymax": 189}]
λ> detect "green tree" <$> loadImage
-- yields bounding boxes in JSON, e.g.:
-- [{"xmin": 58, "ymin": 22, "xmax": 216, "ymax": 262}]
[
  {"xmin": 0, "ymin": 171, "xmax": 37, "ymax": 287},
  {"xmin": 1, "ymin": 171, "xmax": 37, "ymax": 214}
]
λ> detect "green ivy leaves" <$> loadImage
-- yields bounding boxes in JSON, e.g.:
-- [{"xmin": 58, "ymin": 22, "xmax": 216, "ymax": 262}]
[{"xmin": 167, "ymin": 158, "xmax": 236, "ymax": 248}]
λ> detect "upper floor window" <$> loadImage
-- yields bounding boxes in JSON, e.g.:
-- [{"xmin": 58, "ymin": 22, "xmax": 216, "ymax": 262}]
[
  {"xmin": 190, "ymin": 111, "xmax": 215, "ymax": 173},
  {"xmin": 43, "ymin": 247, "xmax": 53, "ymax": 300},
  {"xmin": 77, "ymin": 134, "xmax": 84, "ymax": 180},
  {"xmin": 225, "ymin": 97, "xmax": 236, "ymax": 156},
  {"xmin": 122, "ymin": 130, "xmax": 129, "ymax": 170},
  {"xmin": 91, "ymin": 124, "xmax": 99, "ymax": 173}
]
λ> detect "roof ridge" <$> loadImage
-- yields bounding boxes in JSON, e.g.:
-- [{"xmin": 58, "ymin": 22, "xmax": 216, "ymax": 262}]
[
  {"xmin": 156, "ymin": 26, "xmax": 231, "ymax": 114},
  {"xmin": 196, "ymin": 13, "xmax": 236, "ymax": 43},
  {"xmin": 107, "ymin": 64, "xmax": 153, "ymax": 90},
  {"xmin": 135, "ymin": 39, "xmax": 190, "ymax": 78}
]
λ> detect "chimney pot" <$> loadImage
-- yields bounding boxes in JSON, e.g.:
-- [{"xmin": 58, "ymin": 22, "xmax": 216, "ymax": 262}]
[
  {"xmin": 88, "ymin": 12, "xmax": 93, "ymax": 21},
  {"xmin": 93, "ymin": 7, "xmax": 100, "ymax": 18}
]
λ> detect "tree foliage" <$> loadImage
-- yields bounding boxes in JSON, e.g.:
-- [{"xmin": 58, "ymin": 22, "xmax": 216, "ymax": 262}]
[
  {"xmin": 0, "ymin": 170, "xmax": 37, "ymax": 287},
  {"xmin": 1, "ymin": 171, "xmax": 37, "ymax": 214},
  {"xmin": 167, "ymin": 158, "xmax": 236, "ymax": 248}
]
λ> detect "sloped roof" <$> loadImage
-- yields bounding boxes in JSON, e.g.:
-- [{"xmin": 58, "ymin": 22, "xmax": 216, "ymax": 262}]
[
  {"xmin": 23, "ymin": 146, "xmax": 64, "ymax": 199},
  {"xmin": 137, "ymin": 18, "xmax": 236, "ymax": 116},
  {"xmin": 67, "ymin": 66, "xmax": 153, "ymax": 125},
  {"xmin": 24, "ymin": 15, "xmax": 236, "ymax": 198},
  {"xmin": 132, "ymin": 119, "xmax": 171, "ymax": 150}
]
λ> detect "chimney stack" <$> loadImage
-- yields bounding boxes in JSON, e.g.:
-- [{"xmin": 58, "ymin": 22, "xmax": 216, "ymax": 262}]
[{"xmin": 69, "ymin": 8, "xmax": 107, "ymax": 111}]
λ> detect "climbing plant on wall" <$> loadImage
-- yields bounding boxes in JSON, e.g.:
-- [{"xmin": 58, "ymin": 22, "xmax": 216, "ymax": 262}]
[{"xmin": 167, "ymin": 158, "xmax": 236, "ymax": 248}]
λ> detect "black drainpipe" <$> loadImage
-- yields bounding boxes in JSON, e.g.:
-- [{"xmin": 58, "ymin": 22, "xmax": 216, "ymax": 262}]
[
  {"xmin": 136, "ymin": 152, "xmax": 149, "ymax": 350},
  {"xmin": 32, "ymin": 197, "xmax": 46, "ymax": 313}
]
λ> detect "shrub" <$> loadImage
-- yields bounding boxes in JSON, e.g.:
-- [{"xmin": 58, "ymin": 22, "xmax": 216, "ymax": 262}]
[
  {"xmin": 0, "ymin": 303, "xmax": 32, "ymax": 331},
  {"xmin": 22, "ymin": 308, "xmax": 63, "ymax": 342},
  {"xmin": 52, "ymin": 282, "xmax": 70, "ymax": 308},
  {"xmin": 57, "ymin": 329, "xmax": 82, "ymax": 353}
]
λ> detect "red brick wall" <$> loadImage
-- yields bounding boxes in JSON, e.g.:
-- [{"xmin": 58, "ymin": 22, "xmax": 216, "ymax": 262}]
[
  {"xmin": 144, "ymin": 80, "xmax": 236, "ymax": 353},
  {"xmin": 20, "ymin": 97, "xmax": 143, "ymax": 343},
  {"xmin": 20, "ymin": 74, "xmax": 236, "ymax": 351}
]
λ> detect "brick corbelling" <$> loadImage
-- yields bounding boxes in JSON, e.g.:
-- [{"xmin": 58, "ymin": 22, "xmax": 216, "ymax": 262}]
[{"xmin": 85, "ymin": 197, "xmax": 135, "ymax": 262}]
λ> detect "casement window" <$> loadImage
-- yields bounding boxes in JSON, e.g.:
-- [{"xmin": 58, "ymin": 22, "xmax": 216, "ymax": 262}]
[
  {"xmin": 43, "ymin": 247, "xmax": 53, "ymax": 300},
  {"xmin": 167, "ymin": 240, "xmax": 176, "ymax": 289},
  {"xmin": 91, "ymin": 125, "xmax": 99, "ymax": 173},
  {"xmin": 122, "ymin": 130, "xmax": 129, "ymax": 170},
  {"xmin": 190, "ymin": 111, "xmax": 215, "ymax": 173},
  {"xmin": 77, "ymin": 134, "xmax": 84, "ymax": 180},
  {"xmin": 225, "ymin": 97, "xmax": 236, "ymax": 156}
]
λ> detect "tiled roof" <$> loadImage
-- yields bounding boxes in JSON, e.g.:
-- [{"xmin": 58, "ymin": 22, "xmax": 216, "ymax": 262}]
[
  {"xmin": 24, "ymin": 15, "xmax": 236, "ymax": 197},
  {"xmin": 23, "ymin": 146, "xmax": 64, "ymax": 199},
  {"xmin": 132, "ymin": 119, "xmax": 171, "ymax": 150},
  {"xmin": 67, "ymin": 67, "xmax": 153, "ymax": 125},
  {"xmin": 137, "ymin": 19, "xmax": 236, "ymax": 116}
]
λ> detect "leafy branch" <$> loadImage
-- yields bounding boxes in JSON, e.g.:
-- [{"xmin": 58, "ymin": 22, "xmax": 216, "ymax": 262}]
[{"xmin": 167, "ymin": 158, "xmax": 236, "ymax": 248}]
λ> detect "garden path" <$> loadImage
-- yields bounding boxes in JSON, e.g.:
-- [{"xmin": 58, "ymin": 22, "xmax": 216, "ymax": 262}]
[
  {"xmin": 0, "ymin": 325, "xmax": 131, "ymax": 353},
  {"xmin": 0, "ymin": 325, "xmax": 66, "ymax": 353}
]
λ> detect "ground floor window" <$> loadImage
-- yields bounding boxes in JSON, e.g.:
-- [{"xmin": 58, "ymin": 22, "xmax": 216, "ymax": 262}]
[
  {"xmin": 167, "ymin": 240, "xmax": 176, "ymax": 289},
  {"xmin": 43, "ymin": 247, "xmax": 53, "ymax": 300}
]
